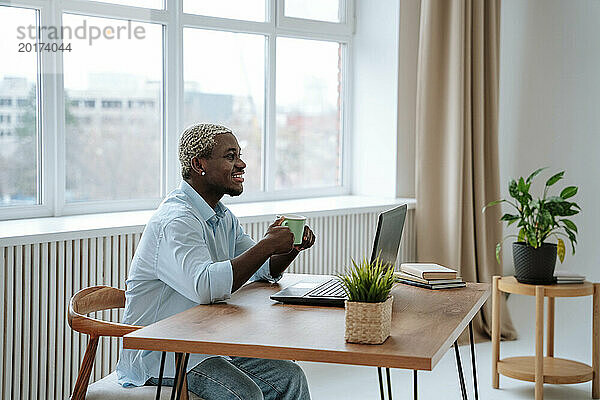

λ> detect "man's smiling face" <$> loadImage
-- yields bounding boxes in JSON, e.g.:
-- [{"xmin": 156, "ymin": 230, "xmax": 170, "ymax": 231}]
[{"xmin": 201, "ymin": 132, "xmax": 246, "ymax": 197}]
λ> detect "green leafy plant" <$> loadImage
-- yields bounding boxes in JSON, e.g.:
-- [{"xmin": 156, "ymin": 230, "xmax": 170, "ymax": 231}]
[
  {"xmin": 337, "ymin": 257, "xmax": 395, "ymax": 303},
  {"xmin": 483, "ymin": 167, "xmax": 580, "ymax": 264}
]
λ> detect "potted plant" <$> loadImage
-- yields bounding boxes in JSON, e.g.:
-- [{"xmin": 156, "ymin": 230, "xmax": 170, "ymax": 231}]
[
  {"xmin": 484, "ymin": 168, "xmax": 580, "ymax": 284},
  {"xmin": 337, "ymin": 257, "xmax": 395, "ymax": 344}
]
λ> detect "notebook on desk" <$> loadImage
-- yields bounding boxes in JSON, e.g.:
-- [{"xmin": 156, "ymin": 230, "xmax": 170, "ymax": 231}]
[{"xmin": 270, "ymin": 204, "xmax": 407, "ymax": 307}]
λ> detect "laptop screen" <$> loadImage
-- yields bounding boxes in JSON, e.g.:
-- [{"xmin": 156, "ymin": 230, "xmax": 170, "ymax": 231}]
[{"xmin": 369, "ymin": 204, "xmax": 407, "ymax": 269}]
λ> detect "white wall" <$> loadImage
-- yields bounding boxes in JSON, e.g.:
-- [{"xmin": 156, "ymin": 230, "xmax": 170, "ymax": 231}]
[
  {"xmin": 351, "ymin": 0, "xmax": 400, "ymax": 198},
  {"xmin": 499, "ymin": 0, "xmax": 600, "ymax": 353},
  {"xmin": 351, "ymin": 0, "xmax": 418, "ymax": 199}
]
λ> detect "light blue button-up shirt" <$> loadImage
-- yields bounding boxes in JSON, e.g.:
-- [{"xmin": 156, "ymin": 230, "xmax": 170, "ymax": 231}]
[{"xmin": 116, "ymin": 180, "xmax": 279, "ymax": 387}]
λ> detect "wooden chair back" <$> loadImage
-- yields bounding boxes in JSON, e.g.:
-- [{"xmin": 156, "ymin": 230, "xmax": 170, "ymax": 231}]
[
  {"xmin": 68, "ymin": 286, "xmax": 141, "ymax": 400},
  {"xmin": 68, "ymin": 286, "xmax": 140, "ymax": 338},
  {"xmin": 68, "ymin": 285, "xmax": 189, "ymax": 400}
]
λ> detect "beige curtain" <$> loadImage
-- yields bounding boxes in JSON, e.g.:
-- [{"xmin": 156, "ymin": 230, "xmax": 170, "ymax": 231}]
[{"xmin": 415, "ymin": 0, "xmax": 516, "ymax": 341}]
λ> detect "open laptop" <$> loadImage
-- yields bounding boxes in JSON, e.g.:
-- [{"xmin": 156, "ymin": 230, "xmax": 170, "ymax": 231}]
[{"xmin": 270, "ymin": 204, "xmax": 408, "ymax": 307}]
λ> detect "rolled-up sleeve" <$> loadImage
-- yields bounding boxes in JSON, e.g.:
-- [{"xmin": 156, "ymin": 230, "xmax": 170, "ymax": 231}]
[
  {"xmin": 158, "ymin": 217, "xmax": 233, "ymax": 303},
  {"xmin": 250, "ymin": 259, "xmax": 282, "ymax": 283},
  {"xmin": 233, "ymin": 218, "xmax": 282, "ymax": 283}
]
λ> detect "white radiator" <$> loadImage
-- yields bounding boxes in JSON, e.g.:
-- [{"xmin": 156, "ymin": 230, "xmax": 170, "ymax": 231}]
[{"xmin": 0, "ymin": 208, "xmax": 415, "ymax": 400}]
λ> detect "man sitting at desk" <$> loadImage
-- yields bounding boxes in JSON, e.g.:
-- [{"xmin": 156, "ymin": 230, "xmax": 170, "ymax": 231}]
[{"xmin": 116, "ymin": 123, "xmax": 315, "ymax": 400}]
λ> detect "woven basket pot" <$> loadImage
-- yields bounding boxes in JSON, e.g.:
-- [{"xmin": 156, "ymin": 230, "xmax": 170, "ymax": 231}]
[
  {"xmin": 344, "ymin": 296, "xmax": 393, "ymax": 344},
  {"xmin": 512, "ymin": 242, "xmax": 557, "ymax": 285}
]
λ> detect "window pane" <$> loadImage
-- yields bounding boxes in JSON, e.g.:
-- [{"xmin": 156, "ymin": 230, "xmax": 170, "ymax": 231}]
[
  {"xmin": 276, "ymin": 38, "xmax": 342, "ymax": 190},
  {"xmin": 284, "ymin": 0, "xmax": 340, "ymax": 22},
  {"xmin": 84, "ymin": 0, "xmax": 163, "ymax": 9},
  {"xmin": 184, "ymin": 29, "xmax": 264, "ymax": 194},
  {"xmin": 184, "ymin": 0, "xmax": 265, "ymax": 22},
  {"xmin": 63, "ymin": 15, "xmax": 162, "ymax": 202},
  {"xmin": 0, "ymin": 6, "xmax": 39, "ymax": 207}
]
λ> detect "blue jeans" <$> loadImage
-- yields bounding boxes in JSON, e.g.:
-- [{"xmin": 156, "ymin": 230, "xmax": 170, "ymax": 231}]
[{"xmin": 147, "ymin": 356, "xmax": 311, "ymax": 400}]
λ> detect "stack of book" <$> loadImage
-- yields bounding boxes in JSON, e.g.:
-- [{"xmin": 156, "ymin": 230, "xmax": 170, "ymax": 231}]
[
  {"xmin": 554, "ymin": 270, "xmax": 586, "ymax": 284},
  {"xmin": 394, "ymin": 263, "xmax": 466, "ymax": 290}
]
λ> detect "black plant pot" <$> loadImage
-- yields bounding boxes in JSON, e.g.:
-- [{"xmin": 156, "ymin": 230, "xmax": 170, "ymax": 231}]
[{"xmin": 512, "ymin": 242, "xmax": 557, "ymax": 284}]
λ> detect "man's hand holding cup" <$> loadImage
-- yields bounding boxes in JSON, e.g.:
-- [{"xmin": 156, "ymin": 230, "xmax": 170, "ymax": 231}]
[{"xmin": 276, "ymin": 214, "xmax": 315, "ymax": 252}]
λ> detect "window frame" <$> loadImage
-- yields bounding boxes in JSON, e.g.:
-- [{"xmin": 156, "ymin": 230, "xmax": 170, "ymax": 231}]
[
  {"xmin": 277, "ymin": 0, "xmax": 354, "ymax": 35},
  {"xmin": 0, "ymin": 0, "xmax": 354, "ymax": 220}
]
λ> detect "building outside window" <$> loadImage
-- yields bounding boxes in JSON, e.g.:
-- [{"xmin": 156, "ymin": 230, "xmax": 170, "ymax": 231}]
[{"xmin": 0, "ymin": 6, "xmax": 39, "ymax": 208}]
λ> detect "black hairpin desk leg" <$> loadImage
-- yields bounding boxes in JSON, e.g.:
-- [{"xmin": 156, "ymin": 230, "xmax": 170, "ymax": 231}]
[
  {"xmin": 155, "ymin": 351, "xmax": 166, "ymax": 400},
  {"xmin": 170, "ymin": 353, "xmax": 182, "ymax": 400},
  {"xmin": 469, "ymin": 321, "xmax": 479, "ymax": 400},
  {"xmin": 175, "ymin": 353, "xmax": 190, "ymax": 400},
  {"xmin": 413, "ymin": 370, "xmax": 418, "ymax": 400},
  {"xmin": 454, "ymin": 341, "xmax": 468, "ymax": 400},
  {"xmin": 378, "ymin": 367, "xmax": 385, "ymax": 400},
  {"xmin": 376, "ymin": 367, "xmax": 393, "ymax": 399}
]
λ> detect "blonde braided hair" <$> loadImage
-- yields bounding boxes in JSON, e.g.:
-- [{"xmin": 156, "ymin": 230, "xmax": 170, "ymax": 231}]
[{"xmin": 178, "ymin": 123, "xmax": 232, "ymax": 179}]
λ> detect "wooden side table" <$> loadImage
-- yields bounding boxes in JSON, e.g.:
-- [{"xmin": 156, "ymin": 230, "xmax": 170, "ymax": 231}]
[{"xmin": 492, "ymin": 275, "xmax": 600, "ymax": 400}]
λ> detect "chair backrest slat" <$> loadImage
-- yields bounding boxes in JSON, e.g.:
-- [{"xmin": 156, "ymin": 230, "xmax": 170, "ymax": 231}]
[
  {"xmin": 73, "ymin": 286, "xmax": 125, "ymax": 314},
  {"xmin": 68, "ymin": 285, "xmax": 141, "ymax": 337}
]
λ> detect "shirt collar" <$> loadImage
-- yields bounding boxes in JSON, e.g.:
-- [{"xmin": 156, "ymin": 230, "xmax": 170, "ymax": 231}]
[{"xmin": 180, "ymin": 180, "xmax": 227, "ymax": 223}]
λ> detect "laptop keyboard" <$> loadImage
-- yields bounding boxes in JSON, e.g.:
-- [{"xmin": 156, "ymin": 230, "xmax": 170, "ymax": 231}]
[{"xmin": 306, "ymin": 279, "xmax": 347, "ymax": 298}]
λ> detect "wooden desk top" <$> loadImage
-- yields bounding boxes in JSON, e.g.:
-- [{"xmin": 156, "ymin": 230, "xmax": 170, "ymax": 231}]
[{"xmin": 123, "ymin": 274, "xmax": 490, "ymax": 371}]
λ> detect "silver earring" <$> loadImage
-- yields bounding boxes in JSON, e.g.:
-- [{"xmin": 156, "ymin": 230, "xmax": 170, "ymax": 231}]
[{"xmin": 201, "ymin": 171, "xmax": 206, "ymax": 176}]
